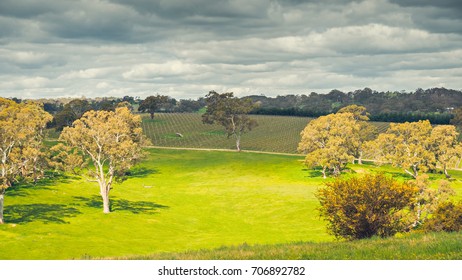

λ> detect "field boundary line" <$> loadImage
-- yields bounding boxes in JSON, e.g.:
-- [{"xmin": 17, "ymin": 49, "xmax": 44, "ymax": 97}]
[{"xmin": 144, "ymin": 145, "xmax": 303, "ymax": 157}]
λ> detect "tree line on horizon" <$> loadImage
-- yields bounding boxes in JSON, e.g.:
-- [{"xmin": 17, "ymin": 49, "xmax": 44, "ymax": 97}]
[
  {"xmin": 248, "ymin": 87, "xmax": 461, "ymax": 124},
  {"xmin": 7, "ymin": 87, "xmax": 462, "ymax": 130}
]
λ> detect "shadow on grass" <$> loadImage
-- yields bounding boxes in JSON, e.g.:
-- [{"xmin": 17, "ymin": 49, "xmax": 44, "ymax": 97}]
[
  {"xmin": 302, "ymin": 168, "xmax": 325, "ymax": 178},
  {"xmin": 123, "ymin": 167, "xmax": 158, "ymax": 178},
  {"xmin": 73, "ymin": 195, "xmax": 168, "ymax": 214},
  {"xmin": 116, "ymin": 167, "xmax": 159, "ymax": 183},
  {"xmin": 4, "ymin": 204, "xmax": 81, "ymax": 224},
  {"xmin": 6, "ymin": 173, "xmax": 79, "ymax": 197}
]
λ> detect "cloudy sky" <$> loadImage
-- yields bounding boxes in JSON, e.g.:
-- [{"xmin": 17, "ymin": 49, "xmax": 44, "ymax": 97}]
[{"xmin": 1, "ymin": 0, "xmax": 461, "ymax": 99}]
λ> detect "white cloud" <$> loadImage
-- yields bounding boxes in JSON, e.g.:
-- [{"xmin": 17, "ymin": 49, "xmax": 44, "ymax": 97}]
[{"xmin": 122, "ymin": 61, "xmax": 210, "ymax": 80}]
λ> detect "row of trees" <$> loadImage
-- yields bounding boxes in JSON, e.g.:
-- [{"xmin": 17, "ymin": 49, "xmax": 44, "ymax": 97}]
[{"xmin": 298, "ymin": 105, "xmax": 462, "ymax": 179}]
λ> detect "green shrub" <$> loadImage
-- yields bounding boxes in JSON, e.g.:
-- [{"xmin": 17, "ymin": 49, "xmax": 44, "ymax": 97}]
[
  {"xmin": 424, "ymin": 201, "xmax": 462, "ymax": 232},
  {"xmin": 316, "ymin": 173, "xmax": 417, "ymax": 240}
]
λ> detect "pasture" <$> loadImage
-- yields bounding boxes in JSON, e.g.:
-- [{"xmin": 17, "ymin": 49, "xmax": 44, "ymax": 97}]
[{"xmin": 0, "ymin": 149, "xmax": 332, "ymax": 259}]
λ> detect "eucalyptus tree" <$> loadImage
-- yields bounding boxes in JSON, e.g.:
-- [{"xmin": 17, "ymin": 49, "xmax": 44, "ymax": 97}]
[
  {"xmin": 0, "ymin": 98, "xmax": 52, "ymax": 223},
  {"xmin": 202, "ymin": 91, "xmax": 258, "ymax": 151},
  {"xmin": 298, "ymin": 112, "xmax": 360, "ymax": 178},
  {"xmin": 59, "ymin": 107, "xmax": 149, "ymax": 213}
]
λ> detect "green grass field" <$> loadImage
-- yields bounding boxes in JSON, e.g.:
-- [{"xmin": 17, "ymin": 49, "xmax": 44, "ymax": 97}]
[
  {"xmin": 0, "ymin": 149, "xmax": 331, "ymax": 259},
  {"xmin": 1, "ymin": 148, "xmax": 461, "ymax": 260}
]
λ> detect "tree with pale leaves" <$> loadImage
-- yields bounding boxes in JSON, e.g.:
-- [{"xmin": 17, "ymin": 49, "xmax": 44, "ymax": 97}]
[
  {"xmin": 0, "ymin": 98, "xmax": 52, "ymax": 224},
  {"xmin": 298, "ymin": 112, "xmax": 360, "ymax": 178},
  {"xmin": 59, "ymin": 107, "xmax": 149, "ymax": 213},
  {"xmin": 429, "ymin": 125, "xmax": 462, "ymax": 178},
  {"xmin": 337, "ymin": 105, "xmax": 378, "ymax": 164},
  {"xmin": 366, "ymin": 120, "xmax": 434, "ymax": 178}
]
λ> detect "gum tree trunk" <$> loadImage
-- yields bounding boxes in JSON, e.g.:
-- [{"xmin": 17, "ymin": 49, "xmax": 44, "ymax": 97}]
[
  {"xmin": 235, "ymin": 134, "xmax": 241, "ymax": 152},
  {"xmin": 322, "ymin": 166, "xmax": 327, "ymax": 179},
  {"xmin": 443, "ymin": 164, "xmax": 451, "ymax": 179},
  {"xmin": 96, "ymin": 161, "xmax": 113, "ymax": 214},
  {"xmin": 101, "ymin": 191, "xmax": 110, "ymax": 214}
]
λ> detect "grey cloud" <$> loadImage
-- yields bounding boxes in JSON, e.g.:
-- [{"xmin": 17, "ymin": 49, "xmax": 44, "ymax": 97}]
[
  {"xmin": 0, "ymin": 0, "xmax": 462, "ymax": 99},
  {"xmin": 0, "ymin": 0, "xmax": 70, "ymax": 18},
  {"xmin": 110, "ymin": 0, "xmax": 269, "ymax": 19},
  {"xmin": 390, "ymin": 0, "xmax": 462, "ymax": 10},
  {"xmin": 390, "ymin": 0, "xmax": 462, "ymax": 34}
]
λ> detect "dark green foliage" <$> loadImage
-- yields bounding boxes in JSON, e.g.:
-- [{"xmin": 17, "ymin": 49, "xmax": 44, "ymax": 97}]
[
  {"xmin": 424, "ymin": 201, "xmax": 462, "ymax": 232},
  {"xmin": 52, "ymin": 99, "xmax": 92, "ymax": 131},
  {"xmin": 138, "ymin": 95, "xmax": 175, "ymax": 119},
  {"xmin": 316, "ymin": 174, "xmax": 418, "ymax": 240},
  {"xmin": 248, "ymin": 87, "xmax": 459, "ymax": 124}
]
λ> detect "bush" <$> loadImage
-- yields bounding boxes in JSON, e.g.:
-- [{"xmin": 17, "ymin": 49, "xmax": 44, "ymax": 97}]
[
  {"xmin": 316, "ymin": 173, "xmax": 417, "ymax": 240},
  {"xmin": 424, "ymin": 201, "xmax": 462, "ymax": 232}
]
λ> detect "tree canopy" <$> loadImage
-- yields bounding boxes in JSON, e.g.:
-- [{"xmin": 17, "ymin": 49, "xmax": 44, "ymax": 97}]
[
  {"xmin": 138, "ymin": 95, "xmax": 173, "ymax": 119},
  {"xmin": 298, "ymin": 112, "xmax": 360, "ymax": 178},
  {"xmin": 366, "ymin": 120, "xmax": 434, "ymax": 178}
]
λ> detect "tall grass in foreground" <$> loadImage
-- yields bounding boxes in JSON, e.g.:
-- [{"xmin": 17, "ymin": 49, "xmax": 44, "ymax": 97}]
[{"xmin": 104, "ymin": 231, "xmax": 462, "ymax": 260}]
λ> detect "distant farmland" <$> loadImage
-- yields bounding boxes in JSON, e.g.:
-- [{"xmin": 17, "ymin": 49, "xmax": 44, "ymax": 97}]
[{"xmin": 141, "ymin": 113, "xmax": 390, "ymax": 154}]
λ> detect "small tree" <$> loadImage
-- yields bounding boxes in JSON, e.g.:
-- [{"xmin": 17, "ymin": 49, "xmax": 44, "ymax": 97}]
[
  {"xmin": 202, "ymin": 91, "xmax": 258, "ymax": 151},
  {"xmin": 316, "ymin": 174, "xmax": 417, "ymax": 239},
  {"xmin": 59, "ymin": 107, "xmax": 149, "ymax": 213},
  {"xmin": 0, "ymin": 98, "xmax": 52, "ymax": 223}
]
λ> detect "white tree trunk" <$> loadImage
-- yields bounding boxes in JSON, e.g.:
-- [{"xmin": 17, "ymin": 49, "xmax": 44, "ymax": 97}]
[
  {"xmin": 101, "ymin": 190, "xmax": 110, "ymax": 214},
  {"xmin": 235, "ymin": 134, "xmax": 241, "ymax": 151},
  {"xmin": 96, "ymin": 160, "xmax": 112, "ymax": 214},
  {"xmin": 405, "ymin": 168, "xmax": 418, "ymax": 179}
]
